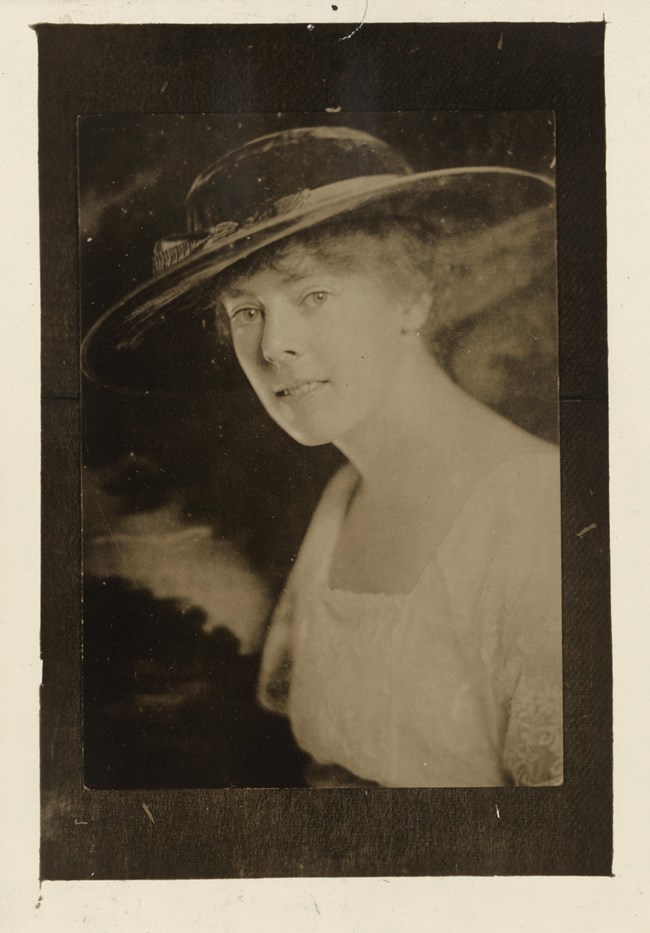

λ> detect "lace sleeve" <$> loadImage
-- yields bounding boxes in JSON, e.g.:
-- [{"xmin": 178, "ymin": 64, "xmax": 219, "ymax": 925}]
[
  {"xmin": 503, "ymin": 661, "xmax": 563, "ymax": 786},
  {"xmin": 501, "ymin": 550, "xmax": 563, "ymax": 787}
]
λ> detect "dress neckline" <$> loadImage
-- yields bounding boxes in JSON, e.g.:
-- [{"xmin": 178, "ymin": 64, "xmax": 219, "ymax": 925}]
[
  {"xmin": 319, "ymin": 449, "xmax": 554, "ymax": 602},
  {"xmin": 320, "ymin": 466, "xmax": 445, "ymax": 602}
]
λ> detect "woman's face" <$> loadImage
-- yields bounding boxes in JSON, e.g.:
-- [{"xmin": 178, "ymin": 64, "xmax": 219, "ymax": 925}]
[{"xmin": 219, "ymin": 239, "xmax": 417, "ymax": 447}]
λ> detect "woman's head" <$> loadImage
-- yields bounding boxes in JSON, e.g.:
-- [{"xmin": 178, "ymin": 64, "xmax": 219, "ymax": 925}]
[
  {"xmin": 81, "ymin": 125, "xmax": 555, "ymax": 396},
  {"xmin": 211, "ymin": 216, "xmax": 437, "ymax": 447}
]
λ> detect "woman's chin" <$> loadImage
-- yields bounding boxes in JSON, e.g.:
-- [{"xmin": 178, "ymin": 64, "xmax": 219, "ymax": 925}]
[
  {"xmin": 282, "ymin": 425, "xmax": 337, "ymax": 448},
  {"xmin": 264, "ymin": 404, "xmax": 344, "ymax": 448}
]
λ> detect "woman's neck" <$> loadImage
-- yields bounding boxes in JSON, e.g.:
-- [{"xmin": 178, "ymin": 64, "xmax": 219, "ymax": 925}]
[{"xmin": 334, "ymin": 345, "xmax": 483, "ymax": 501}]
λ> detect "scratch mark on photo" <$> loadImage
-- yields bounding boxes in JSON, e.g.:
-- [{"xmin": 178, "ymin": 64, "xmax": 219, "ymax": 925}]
[{"xmin": 337, "ymin": 0, "xmax": 368, "ymax": 42}]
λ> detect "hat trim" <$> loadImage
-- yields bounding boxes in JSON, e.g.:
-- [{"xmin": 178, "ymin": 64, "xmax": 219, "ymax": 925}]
[{"xmin": 153, "ymin": 174, "xmax": 405, "ymax": 275}]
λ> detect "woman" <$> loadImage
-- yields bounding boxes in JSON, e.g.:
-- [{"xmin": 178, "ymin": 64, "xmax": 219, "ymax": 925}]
[{"xmin": 83, "ymin": 125, "xmax": 563, "ymax": 788}]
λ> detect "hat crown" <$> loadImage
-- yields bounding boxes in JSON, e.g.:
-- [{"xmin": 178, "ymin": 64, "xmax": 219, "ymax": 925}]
[{"xmin": 185, "ymin": 126, "xmax": 414, "ymax": 232}]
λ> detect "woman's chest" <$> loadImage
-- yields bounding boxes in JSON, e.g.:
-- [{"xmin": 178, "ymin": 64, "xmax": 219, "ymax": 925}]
[
  {"xmin": 327, "ymin": 491, "xmax": 465, "ymax": 595},
  {"xmin": 288, "ymin": 583, "xmax": 504, "ymax": 786}
]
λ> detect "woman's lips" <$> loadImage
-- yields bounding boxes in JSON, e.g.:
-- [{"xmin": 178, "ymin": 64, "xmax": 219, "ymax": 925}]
[{"xmin": 275, "ymin": 380, "xmax": 327, "ymax": 399}]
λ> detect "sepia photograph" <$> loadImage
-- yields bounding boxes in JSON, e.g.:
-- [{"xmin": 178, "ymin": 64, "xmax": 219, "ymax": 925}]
[
  {"xmin": 7, "ymin": 2, "xmax": 650, "ymax": 929},
  {"xmin": 37, "ymin": 21, "xmax": 610, "ymax": 881},
  {"xmin": 14, "ymin": 0, "xmax": 650, "ymax": 923},
  {"xmin": 80, "ymin": 112, "xmax": 562, "ymax": 791}
]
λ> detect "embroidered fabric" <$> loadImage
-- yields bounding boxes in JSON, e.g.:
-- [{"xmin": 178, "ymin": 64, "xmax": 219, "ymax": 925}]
[{"xmin": 258, "ymin": 448, "xmax": 563, "ymax": 788}]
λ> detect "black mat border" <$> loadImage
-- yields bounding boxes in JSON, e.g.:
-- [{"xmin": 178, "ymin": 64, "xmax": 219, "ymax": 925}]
[{"xmin": 38, "ymin": 22, "xmax": 611, "ymax": 879}]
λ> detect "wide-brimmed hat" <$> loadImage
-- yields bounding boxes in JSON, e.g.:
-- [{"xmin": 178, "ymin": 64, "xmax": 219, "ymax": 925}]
[{"xmin": 81, "ymin": 125, "xmax": 556, "ymax": 394}]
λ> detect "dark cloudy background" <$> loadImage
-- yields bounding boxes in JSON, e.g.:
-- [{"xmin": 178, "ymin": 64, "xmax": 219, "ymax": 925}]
[{"xmin": 80, "ymin": 112, "xmax": 557, "ymax": 788}]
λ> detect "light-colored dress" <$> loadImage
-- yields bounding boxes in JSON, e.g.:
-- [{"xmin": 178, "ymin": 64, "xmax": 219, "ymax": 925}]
[{"xmin": 258, "ymin": 449, "xmax": 563, "ymax": 787}]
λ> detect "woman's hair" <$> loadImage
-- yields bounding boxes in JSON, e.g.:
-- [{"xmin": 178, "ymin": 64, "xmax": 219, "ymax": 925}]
[{"xmin": 208, "ymin": 209, "xmax": 439, "ymax": 346}]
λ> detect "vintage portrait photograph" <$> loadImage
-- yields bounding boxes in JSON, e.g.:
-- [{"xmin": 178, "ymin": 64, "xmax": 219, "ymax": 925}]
[
  {"xmin": 80, "ymin": 111, "xmax": 562, "ymax": 792},
  {"xmin": 36, "ymin": 21, "xmax": 611, "ymax": 882}
]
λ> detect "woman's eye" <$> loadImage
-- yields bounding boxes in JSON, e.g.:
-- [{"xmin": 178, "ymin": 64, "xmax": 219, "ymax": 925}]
[
  {"xmin": 231, "ymin": 306, "xmax": 262, "ymax": 324},
  {"xmin": 302, "ymin": 290, "xmax": 329, "ymax": 307}
]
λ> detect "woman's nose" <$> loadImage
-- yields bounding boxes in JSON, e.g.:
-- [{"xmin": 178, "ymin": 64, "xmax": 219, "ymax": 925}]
[{"xmin": 260, "ymin": 307, "xmax": 303, "ymax": 363}]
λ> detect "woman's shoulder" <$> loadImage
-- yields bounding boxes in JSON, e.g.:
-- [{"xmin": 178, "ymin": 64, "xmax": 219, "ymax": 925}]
[
  {"xmin": 437, "ymin": 431, "xmax": 560, "ymax": 586},
  {"xmin": 306, "ymin": 462, "xmax": 359, "ymax": 530},
  {"xmin": 457, "ymin": 432, "xmax": 559, "ymax": 520},
  {"xmin": 321, "ymin": 461, "xmax": 359, "ymax": 500},
  {"xmin": 484, "ymin": 437, "xmax": 560, "ymax": 509},
  {"xmin": 434, "ymin": 433, "xmax": 562, "ymax": 689},
  {"xmin": 284, "ymin": 463, "xmax": 358, "ymax": 583},
  {"xmin": 449, "ymin": 395, "xmax": 560, "ymax": 519}
]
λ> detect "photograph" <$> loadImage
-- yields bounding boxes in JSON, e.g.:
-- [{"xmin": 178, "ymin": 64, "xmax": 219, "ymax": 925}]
[
  {"xmin": 37, "ymin": 22, "xmax": 610, "ymax": 880},
  {"xmin": 80, "ymin": 112, "xmax": 562, "ymax": 791},
  {"xmin": 13, "ymin": 0, "xmax": 650, "ymax": 922}
]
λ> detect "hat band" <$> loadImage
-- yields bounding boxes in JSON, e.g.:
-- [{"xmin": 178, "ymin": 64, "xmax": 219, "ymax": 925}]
[
  {"xmin": 153, "ymin": 222, "xmax": 239, "ymax": 274},
  {"xmin": 153, "ymin": 174, "xmax": 405, "ymax": 275}
]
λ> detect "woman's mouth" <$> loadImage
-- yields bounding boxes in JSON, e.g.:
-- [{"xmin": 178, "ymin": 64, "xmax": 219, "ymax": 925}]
[{"xmin": 275, "ymin": 380, "xmax": 327, "ymax": 399}]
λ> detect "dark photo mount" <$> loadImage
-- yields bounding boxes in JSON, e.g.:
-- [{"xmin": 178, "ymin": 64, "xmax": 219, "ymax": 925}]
[{"xmin": 39, "ymin": 23, "xmax": 610, "ymax": 879}]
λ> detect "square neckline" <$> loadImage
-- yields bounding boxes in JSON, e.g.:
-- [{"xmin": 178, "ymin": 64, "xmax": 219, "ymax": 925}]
[
  {"xmin": 321, "ymin": 465, "xmax": 449, "ymax": 602},
  {"xmin": 321, "ymin": 450, "xmax": 553, "ymax": 602}
]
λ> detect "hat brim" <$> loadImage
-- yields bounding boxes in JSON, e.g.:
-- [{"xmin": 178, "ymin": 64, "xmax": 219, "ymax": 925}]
[{"xmin": 82, "ymin": 167, "xmax": 555, "ymax": 394}]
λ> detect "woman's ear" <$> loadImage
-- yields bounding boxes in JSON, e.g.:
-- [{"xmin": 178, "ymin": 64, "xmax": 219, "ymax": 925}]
[{"xmin": 400, "ymin": 290, "xmax": 432, "ymax": 336}]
